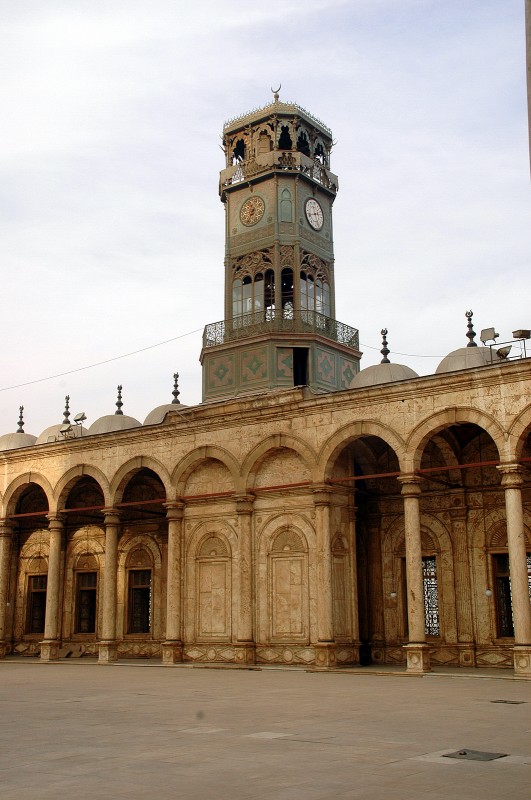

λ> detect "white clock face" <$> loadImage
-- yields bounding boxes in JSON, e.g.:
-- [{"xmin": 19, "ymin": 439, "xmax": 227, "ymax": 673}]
[
  {"xmin": 240, "ymin": 196, "xmax": 265, "ymax": 226},
  {"xmin": 305, "ymin": 198, "xmax": 324, "ymax": 230}
]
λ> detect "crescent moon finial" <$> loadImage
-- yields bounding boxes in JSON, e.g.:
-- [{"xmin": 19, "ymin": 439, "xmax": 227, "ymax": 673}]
[{"xmin": 271, "ymin": 84, "xmax": 281, "ymax": 102}]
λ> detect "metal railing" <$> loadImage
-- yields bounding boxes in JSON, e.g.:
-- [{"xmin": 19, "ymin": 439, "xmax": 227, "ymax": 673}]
[{"xmin": 203, "ymin": 309, "xmax": 359, "ymax": 350}]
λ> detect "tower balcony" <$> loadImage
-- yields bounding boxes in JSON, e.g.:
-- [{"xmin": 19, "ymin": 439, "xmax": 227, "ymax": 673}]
[{"xmin": 202, "ymin": 309, "xmax": 359, "ymax": 351}]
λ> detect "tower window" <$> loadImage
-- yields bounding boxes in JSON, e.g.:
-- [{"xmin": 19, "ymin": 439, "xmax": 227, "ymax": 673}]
[
  {"xmin": 232, "ymin": 139, "xmax": 245, "ymax": 164},
  {"xmin": 278, "ymin": 126, "xmax": 292, "ymax": 150},
  {"xmin": 314, "ymin": 142, "xmax": 326, "ymax": 165},
  {"xmin": 281, "ymin": 268, "xmax": 294, "ymax": 318},
  {"xmin": 296, "ymin": 131, "xmax": 310, "ymax": 157}
]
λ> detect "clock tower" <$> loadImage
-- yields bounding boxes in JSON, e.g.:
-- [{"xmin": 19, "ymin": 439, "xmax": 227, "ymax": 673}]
[{"xmin": 200, "ymin": 92, "xmax": 361, "ymax": 401}]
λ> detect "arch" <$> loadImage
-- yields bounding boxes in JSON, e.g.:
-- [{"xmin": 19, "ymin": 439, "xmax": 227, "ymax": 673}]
[
  {"xmin": 116, "ymin": 533, "xmax": 163, "ymax": 640},
  {"xmin": 242, "ymin": 434, "xmax": 318, "ymax": 488},
  {"xmin": 406, "ymin": 408, "xmax": 506, "ymax": 472},
  {"xmin": 508, "ymin": 406, "xmax": 531, "ymax": 462},
  {"xmin": 3, "ymin": 473, "xmax": 53, "ymax": 517},
  {"xmin": 54, "ymin": 465, "xmax": 111, "ymax": 509},
  {"xmin": 110, "ymin": 456, "xmax": 172, "ymax": 505},
  {"xmin": 319, "ymin": 421, "xmax": 406, "ymax": 482},
  {"xmin": 172, "ymin": 446, "xmax": 241, "ymax": 495}
]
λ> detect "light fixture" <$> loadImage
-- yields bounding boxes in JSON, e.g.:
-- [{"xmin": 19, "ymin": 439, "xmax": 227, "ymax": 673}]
[
  {"xmin": 74, "ymin": 412, "xmax": 87, "ymax": 424},
  {"xmin": 389, "ymin": 591, "xmax": 397, "ymax": 599},
  {"xmin": 512, "ymin": 329, "xmax": 531, "ymax": 340},
  {"xmin": 496, "ymin": 345, "xmax": 512, "ymax": 360},
  {"xmin": 59, "ymin": 423, "xmax": 72, "ymax": 436},
  {"xmin": 485, "ymin": 589, "xmax": 493, "ymax": 597},
  {"xmin": 480, "ymin": 327, "xmax": 499, "ymax": 345}
]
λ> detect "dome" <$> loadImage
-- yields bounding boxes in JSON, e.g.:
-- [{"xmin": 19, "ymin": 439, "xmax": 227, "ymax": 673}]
[
  {"xmin": 143, "ymin": 373, "xmax": 186, "ymax": 426},
  {"xmin": 0, "ymin": 431, "xmax": 37, "ymax": 452},
  {"xmin": 351, "ymin": 329, "xmax": 418, "ymax": 389},
  {"xmin": 89, "ymin": 414, "xmax": 141, "ymax": 436},
  {"xmin": 143, "ymin": 403, "xmax": 187, "ymax": 426},
  {"xmin": 352, "ymin": 362, "xmax": 418, "ymax": 388},
  {"xmin": 88, "ymin": 385, "xmax": 141, "ymax": 436},
  {"xmin": 35, "ymin": 423, "xmax": 89, "ymax": 445},
  {"xmin": 435, "ymin": 346, "xmax": 493, "ymax": 374}
]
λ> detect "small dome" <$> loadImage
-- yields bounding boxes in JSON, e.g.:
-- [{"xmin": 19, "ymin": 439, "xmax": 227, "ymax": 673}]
[
  {"xmin": 35, "ymin": 424, "xmax": 88, "ymax": 445},
  {"xmin": 88, "ymin": 414, "xmax": 141, "ymax": 436},
  {"xmin": 143, "ymin": 404, "xmax": 187, "ymax": 426},
  {"xmin": 0, "ymin": 432, "xmax": 37, "ymax": 452},
  {"xmin": 435, "ymin": 346, "xmax": 493, "ymax": 374},
  {"xmin": 352, "ymin": 362, "xmax": 418, "ymax": 388}
]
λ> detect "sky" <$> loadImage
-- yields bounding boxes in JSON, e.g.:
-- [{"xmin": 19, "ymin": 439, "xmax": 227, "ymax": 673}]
[{"xmin": 1, "ymin": 0, "xmax": 530, "ymax": 436}]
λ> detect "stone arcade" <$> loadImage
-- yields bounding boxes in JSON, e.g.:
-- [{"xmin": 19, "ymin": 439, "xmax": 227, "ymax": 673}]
[{"xmin": 0, "ymin": 95, "xmax": 530, "ymax": 677}]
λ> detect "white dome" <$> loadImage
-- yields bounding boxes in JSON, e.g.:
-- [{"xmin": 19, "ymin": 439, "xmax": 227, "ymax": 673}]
[
  {"xmin": 143, "ymin": 403, "xmax": 187, "ymax": 426},
  {"xmin": 351, "ymin": 362, "xmax": 418, "ymax": 388},
  {"xmin": 88, "ymin": 414, "xmax": 141, "ymax": 436},
  {"xmin": 35, "ymin": 424, "xmax": 89, "ymax": 445},
  {"xmin": 0, "ymin": 432, "xmax": 37, "ymax": 451},
  {"xmin": 436, "ymin": 346, "xmax": 493, "ymax": 374}
]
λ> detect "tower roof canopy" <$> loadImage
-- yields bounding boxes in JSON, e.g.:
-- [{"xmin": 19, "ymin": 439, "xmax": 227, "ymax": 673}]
[{"xmin": 224, "ymin": 99, "xmax": 332, "ymax": 139}]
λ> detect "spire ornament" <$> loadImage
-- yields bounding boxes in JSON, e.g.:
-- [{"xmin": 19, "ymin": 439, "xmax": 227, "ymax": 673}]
[
  {"xmin": 62, "ymin": 395, "xmax": 71, "ymax": 425},
  {"xmin": 172, "ymin": 373, "xmax": 181, "ymax": 405},
  {"xmin": 115, "ymin": 385, "xmax": 123, "ymax": 415},
  {"xmin": 271, "ymin": 84, "xmax": 281, "ymax": 103},
  {"xmin": 380, "ymin": 329, "xmax": 391, "ymax": 364},
  {"xmin": 17, "ymin": 406, "xmax": 25, "ymax": 434},
  {"xmin": 465, "ymin": 310, "xmax": 477, "ymax": 347}
]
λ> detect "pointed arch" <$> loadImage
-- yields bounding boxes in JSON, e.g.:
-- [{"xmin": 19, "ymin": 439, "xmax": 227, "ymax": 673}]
[
  {"xmin": 54, "ymin": 464, "xmax": 111, "ymax": 509},
  {"xmin": 319, "ymin": 421, "xmax": 406, "ymax": 482},
  {"xmin": 3, "ymin": 473, "xmax": 53, "ymax": 517},
  {"xmin": 241, "ymin": 433, "xmax": 318, "ymax": 489},
  {"xmin": 110, "ymin": 456, "xmax": 172, "ymax": 505},
  {"xmin": 405, "ymin": 407, "xmax": 506, "ymax": 472},
  {"xmin": 508, "ymin": 406, "xmax": 531, "ymax": 462}
]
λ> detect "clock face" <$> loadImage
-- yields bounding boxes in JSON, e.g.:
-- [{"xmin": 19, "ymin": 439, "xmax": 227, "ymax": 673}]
[
  {"xmin": 305, "ymin": 198, "xmax": 324, "ymax": 230},
  {"xmin": 240, "ymin": 196, "xmax": 265, "ymax": 226}
]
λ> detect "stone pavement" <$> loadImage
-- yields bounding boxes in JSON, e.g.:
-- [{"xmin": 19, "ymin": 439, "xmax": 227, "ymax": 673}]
[{"xmin": 0, "ymin": 660, "xmax": 529, "ymax": 800}]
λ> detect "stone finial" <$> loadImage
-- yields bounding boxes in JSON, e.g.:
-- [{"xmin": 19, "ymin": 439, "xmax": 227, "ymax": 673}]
[
  {"xmin": 17, "ymin": 406, "xmax": 24, "ymax": 433},
  {"xmin": 115, "ymin": 385, "xmax": 123, "ymax": 415},
  {"xmin": 380, "ymin": 329, "xmax": 391, "ymax": 364},
  {"xmin": 271, "ymin": 84, "xmax": 281, "ymax": 103},
  {"xmin": 172, "ymin": 373, "xmax": 181, "ymax": 405},
  {"xmin": 465, "ymin": 310, "xmax": 477, "ymax": 347},
  {"xmin": 62, "ymin": 395, "xmax": 71, "ymax": 425}
]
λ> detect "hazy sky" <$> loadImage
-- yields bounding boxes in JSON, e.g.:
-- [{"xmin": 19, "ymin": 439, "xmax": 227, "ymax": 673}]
[{"xmin": 1, "ymin": 0, "xmax": 529, "ymax": 436}]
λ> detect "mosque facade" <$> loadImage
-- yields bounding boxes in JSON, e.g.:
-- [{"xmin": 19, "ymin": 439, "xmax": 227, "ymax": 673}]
[{"xmin": 0, "ymin": 96, "xmax": 530, "ymax": 677}]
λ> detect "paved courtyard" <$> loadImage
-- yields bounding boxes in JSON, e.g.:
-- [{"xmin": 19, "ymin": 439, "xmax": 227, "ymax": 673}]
[{"xmin": 0, "ymin": 660, "xmax": 529, "ymax": 799}]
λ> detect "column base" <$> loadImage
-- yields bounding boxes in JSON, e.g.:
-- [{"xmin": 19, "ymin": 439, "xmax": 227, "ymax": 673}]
[
  {"xmin": 161, "ymin": 641, "xmax": 183, "ymax": 665},
  {"xmin": 40, "ymin": 640, "xmax": 60, "ymax": 662},
  {"xmin": 98, "ymin": 641, "xmax": 118, "ymax": 664},
  {"xmin": 234, "ymin": 643, "xmax": 256, "ymax": 665},
  {"xmin": 313, "ymin": 643, "xmax": 337, "ymax": 670},
  {"xmin": 404, "ymin": 643, "xmax": 431, "ymax": 673},
  {"xmin": 513, "ymin": 645, "xmax": 531, "ymax": 679},
  {"xmin": 457, "ymin": 644, "xmax": 476, "ymax": 668},
  {"xmin": 0, "ymin": 640, "xmax": 7, "ymax": 659}
]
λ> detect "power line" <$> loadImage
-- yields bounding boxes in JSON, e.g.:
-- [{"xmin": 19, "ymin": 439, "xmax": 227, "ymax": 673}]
[
  {"xmin": 0, "ymin": 327, "xmax": 203, "ymax": 393},
  {"xmin": 359, "ymin": 342, "xmax": 443, "ymax": 358}
]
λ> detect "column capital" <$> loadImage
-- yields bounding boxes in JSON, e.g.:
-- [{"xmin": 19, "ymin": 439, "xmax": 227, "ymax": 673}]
[
  {"xmin": 102, "ymin": 508, "xmax": 121, "ymax": 526},
  {"xmin": 46, "ymin": 513, "xmax": 64, "ymax": 529},
  {"xmin": 313, "ymin": 485, "xmax": 331, "ymax": 506},
  {"xmin": 164, "ymin": 501, "xmax": 184, "ymax": 520},
  {"xmin": 397, "ymin": 474, "xmax": 422, "ymax": 496},
  {"xmin": 448, "ymin": 507, "xmax": 468, "ymax": 523},
  {"xmin": 0, "ymin": 520, "xmax": 14, "ymax": 538},
  {"xmin": 233, "ymin": 494, "xmax": 255, "ymax": 514},
  {"xmin": 496, "ymin": 463, "xmax": 525, "ymax": 488}
]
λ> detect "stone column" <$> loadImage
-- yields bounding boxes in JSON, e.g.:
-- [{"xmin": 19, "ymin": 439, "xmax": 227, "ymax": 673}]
[
  {"xmin": 367, "ymin": 513, "xmax": 385, "ymax": 664},
  {"xmin": 449, "ymin": 507, "xmax": 475, "ymax": 666},
  {"xmin": 162, "ymin": 502, "xmax": 184, "ymax": 664},
  {"xmin": 313, "ymin": 487, "xmax": 336, "ymax": 669},
  {"xmin": 0, "ymin": 521, "xmax": 14, "ymax": 658},
  {"xmin": 40, "ymin": 514, "xmax": 64, "ymax": 662},
  {"xmin": 348, "ymin": 503, "xmax": 361, "ymax": 660},
  {"xmin": 234, "ymin": 494, "xmax": 255, "ymax": 665},
  {"xmin": 398, "ymin": 475, "xmax": 430, "ymax": 673},
  {"xmin": 98, "ymin": 510, "xmax": 121, "ymax": 664},
  {"xmin": 497, "ymin": 465, "xmax": 531, "ymax": 679}
]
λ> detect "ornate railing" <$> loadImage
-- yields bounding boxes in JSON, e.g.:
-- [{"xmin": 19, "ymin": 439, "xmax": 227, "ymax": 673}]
[{"xmin": 203, "ymin": 310, "xmax": 359, "ymax": 350}]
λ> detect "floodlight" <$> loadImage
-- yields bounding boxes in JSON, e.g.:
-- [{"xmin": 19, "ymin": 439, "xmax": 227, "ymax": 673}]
[
  {"xmin": 496, "ymin": 346, "xmax": 512, "ymax": 360},
  {"xmin": 59, "ymin": 423, "xmax": 72, "ymax": 435},
  {"xmin": 512, "ymin": 329, "xmax": 531, "ymax": 340},
  {"xmin": 480, "ymin": 327, "xmax": 499, "ymax": 344},
  {"xmin": 73, "ymin": 412, "xmax": 87, "ymax": 424}
]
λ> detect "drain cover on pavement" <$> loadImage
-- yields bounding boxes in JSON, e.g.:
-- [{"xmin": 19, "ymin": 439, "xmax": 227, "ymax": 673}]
[
  {"xmin": 443, "ymin": 749, "xmax": 508, "ymax": 761},
  {"xmin": 490, "ymin": 700, "xmax": 525, "ymax": 705}
]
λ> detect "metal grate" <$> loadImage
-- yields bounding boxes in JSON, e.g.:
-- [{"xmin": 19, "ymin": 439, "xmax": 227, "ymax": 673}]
[
  {"xmin": 443, "ymin": 749, "xmax": 508, "ymax": 761},
  {"xmin": 490, "ymin": 700, "xmax": 526, "ymax": 705}
]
